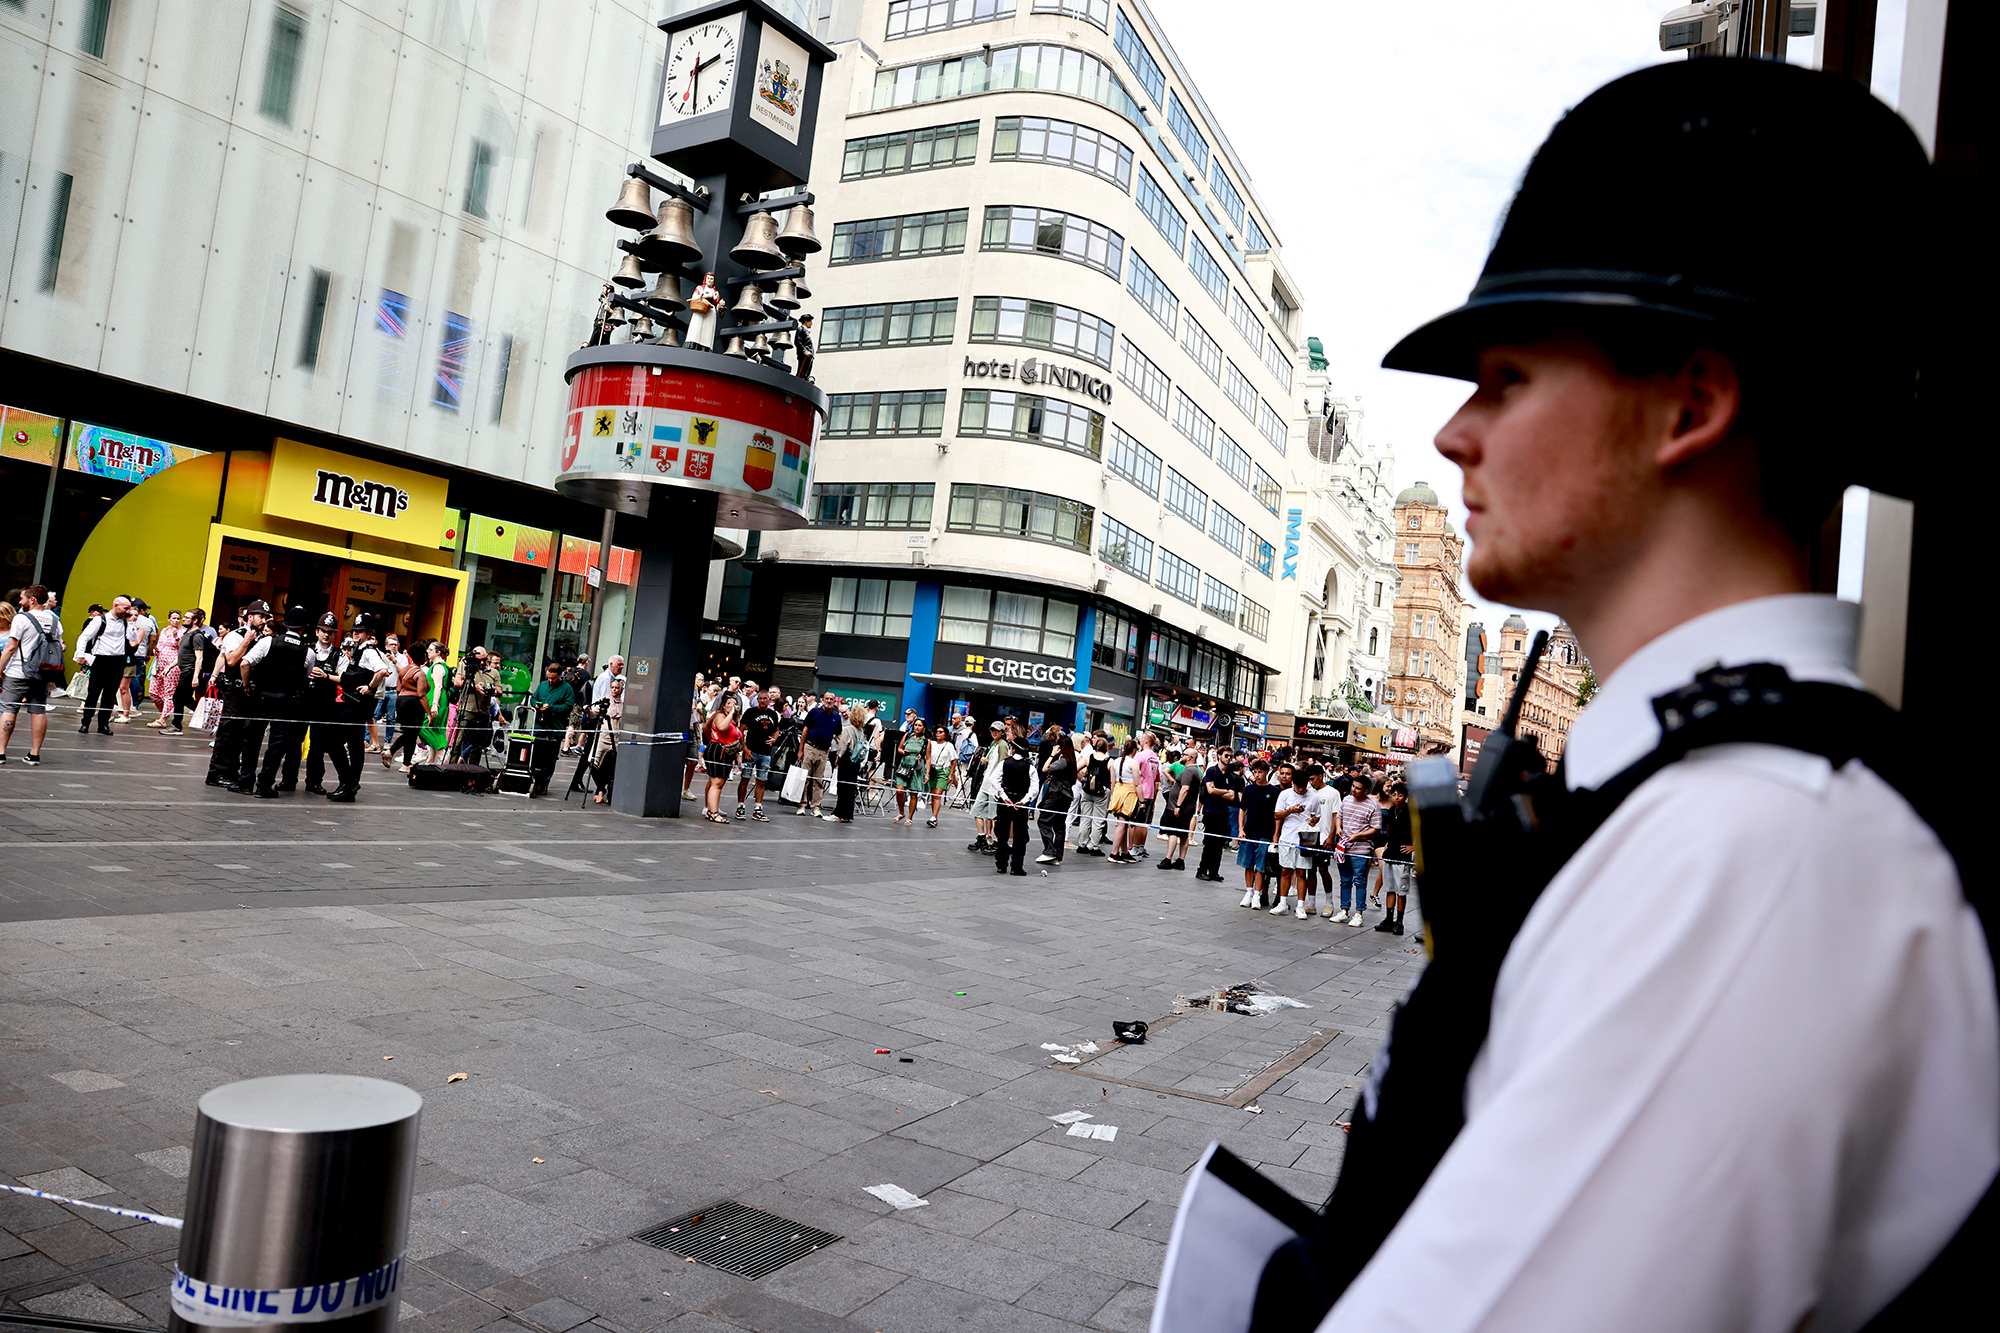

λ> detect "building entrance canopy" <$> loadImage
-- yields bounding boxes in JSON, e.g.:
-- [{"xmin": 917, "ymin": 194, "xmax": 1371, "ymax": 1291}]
[{"xmin": 907, "ymin": 671, "xmax": 1116, "ymax": 709}]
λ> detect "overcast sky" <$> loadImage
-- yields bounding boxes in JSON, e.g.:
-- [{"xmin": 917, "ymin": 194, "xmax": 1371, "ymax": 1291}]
[{"xmin": 1145, "ymin": 0, "xmax": 1680, "ymax": 639}]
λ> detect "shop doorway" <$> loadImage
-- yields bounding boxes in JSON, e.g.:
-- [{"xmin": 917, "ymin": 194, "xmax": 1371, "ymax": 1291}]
[{"xmin": 208, "ymin": 538, "xmax": 459, "ymax": 645}]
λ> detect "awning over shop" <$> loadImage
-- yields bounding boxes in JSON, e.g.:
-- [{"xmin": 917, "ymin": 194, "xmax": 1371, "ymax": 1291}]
[{"xmin": 908, "ymin": 671, "xmax": 1118, "ymax": 708}]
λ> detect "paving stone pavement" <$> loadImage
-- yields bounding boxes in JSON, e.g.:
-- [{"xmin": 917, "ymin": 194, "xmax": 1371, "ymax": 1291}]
[{"xmin": 0, "ymin": 724, "xmax": 1427, "ymax": 1333}]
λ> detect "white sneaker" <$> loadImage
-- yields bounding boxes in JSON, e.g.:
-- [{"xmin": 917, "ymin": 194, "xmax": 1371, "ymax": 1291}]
[
  {"xmin": 1328, "ymin": 909, "xmax": 1348, "ymax": 924},
  {"xmin": 1037, "ymin": 853, "xmax": 1058, "ymax": 864},
  {"xmin": 1295, "ymin": 903, "xmax": 1308, "ymax": 919},
  {"xmin": 1348, "ymin": 911, "xmax": 1367, "ymax": 927},
  {"xmin": 1239, "ymin": 889, "xmax": 1257, "ymax": 908},
  {"xmin": 1268, "ymin": 900, "xmax": 1288, "ymax": 914},
  {"xmin": 822, "ymin": 813, "xmax": 841, "ymax": 821}
]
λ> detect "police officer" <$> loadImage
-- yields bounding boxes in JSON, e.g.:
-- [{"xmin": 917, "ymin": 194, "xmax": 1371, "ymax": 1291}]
[
  {"xmin": 1284, "ymin": 59, "xmax": 1993, "ymax": 1333},
  {"xmin": 298, "ymin": 612, "xmax": 343, "ymax": 794},
  {"xmin": 205, "ymin": 601, "xmax": 269, "ymax": 788},
  {"xmin": 326, "ymin": 614, "xmax": 392, "ymax": 803},
  {"xmin": 236, "ymin": 604, "xmax": 311, "ymax": 797}
]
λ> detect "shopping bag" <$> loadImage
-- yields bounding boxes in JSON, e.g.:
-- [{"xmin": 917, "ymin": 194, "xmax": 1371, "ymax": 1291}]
[
  {"xmin": 781, "ymin": 763, "xmax": 808, "ymax": 804},
  {"xmin": 67, "ymin": 667, "xmax": 89, "ymax": 701},
  {"xmin": 190, "ymin": 690, "xmax": 222, "ymax": 732}
]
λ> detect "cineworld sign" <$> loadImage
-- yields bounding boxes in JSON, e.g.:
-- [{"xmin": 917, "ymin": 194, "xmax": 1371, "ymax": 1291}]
[
  {"xmin": 1284, "ymin": 508, "xmax": 1302, "ymax": 579},
  {"xmin": 313, "ymin": 469, "xmax": 411, "ymax": 520},
  {"xmin": 963, "ymin": 651, "xmax": 1079, "ymax": 686},
  {"xmin": 963, "ymin": 355, "xmax": 1113, "ymax": 405}
]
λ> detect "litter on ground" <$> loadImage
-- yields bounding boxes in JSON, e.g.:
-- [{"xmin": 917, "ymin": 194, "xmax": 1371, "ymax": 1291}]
[
  {"xmin": 1066, "ymin": 1122, "xmax": 1118, "ymax": 1141},
  {"xmin": 1048, "ymin": 1110, "xmax": 1093, "ymax": 1124},
  {"xmin": 863, "ymin": 1183, "xmax": 930, "ymax": 1210}
]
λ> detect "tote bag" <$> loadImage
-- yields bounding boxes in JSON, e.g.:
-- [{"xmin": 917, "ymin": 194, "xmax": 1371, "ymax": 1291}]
[{"xmin": 781, "ymin": 763, "xmax": 809, "ymax": 804}]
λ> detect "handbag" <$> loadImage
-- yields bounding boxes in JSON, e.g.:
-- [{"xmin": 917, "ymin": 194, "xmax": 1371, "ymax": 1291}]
[
  {"xmin": 1108, "ymin": 780, "xmax": 1139, "ymax": 817},
  {"xmin": 190, "ymin": 688, "xmax": 223, "ymax": 732}
]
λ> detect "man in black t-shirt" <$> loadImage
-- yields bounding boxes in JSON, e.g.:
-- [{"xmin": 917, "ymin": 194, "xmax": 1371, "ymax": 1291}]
[
  {"xmin": 1237, "ymin": 760, "xmax": 1281, "ymax": 906},
  {"xmin": 1195, "ymin": 755, "xmax": 1243, "ymax": 882},
  {"xmin": 736, "ymin": 686, "xmax": 783, "ymax": 821}
]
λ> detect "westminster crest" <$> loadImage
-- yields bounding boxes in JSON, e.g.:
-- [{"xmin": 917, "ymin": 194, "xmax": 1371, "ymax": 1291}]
[{"xmin": 758, "ymin": 57, "xmax": 799, "ymax": 117}]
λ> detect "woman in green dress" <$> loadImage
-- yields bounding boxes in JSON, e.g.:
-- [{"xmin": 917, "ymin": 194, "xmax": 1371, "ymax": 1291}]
[{"xmin": 419, "ymin": 640, "xmax": 450, "ymax": 762}]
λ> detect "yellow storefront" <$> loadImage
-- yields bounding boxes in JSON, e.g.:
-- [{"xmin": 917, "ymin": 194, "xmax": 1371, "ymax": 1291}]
[{"xmin": 67, "ymin": 438, "xmax": 469, "ymax": 646}]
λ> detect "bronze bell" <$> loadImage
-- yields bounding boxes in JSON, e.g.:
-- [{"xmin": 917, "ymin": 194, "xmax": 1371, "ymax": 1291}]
[
  {"xmin": 645, "ymin": 272, "xmax": 686, "ymax": 312},
  {"xmin": 655, "ymin": 321, "xmax": 682, "ymax": 349},
  {"xmin": 731, "ymin": 211, "xmax": 785, "ymax": 268},
  {"xmin": 627, "ymin": 315, "xmax": 655, "ymax": 343},
  {"xmin": 650, "ymin": 196, "xmax": 703, "ymax": 264},
  {"xmin": 729, "ymin": 283, "xmax": 766, "ymax": 320},
  {"xmin": 768, "ymin": 321, "xmax": 792, "ymax": 350},
  {"xmin": 766, "ymin": 277, "xmax": 800, "ymax": 311},
  {"xmin": 606, "ymin": 177, "xmax": 656, "ymax": 230},
  {"xmin": 612, "ymin": 253, "xmax": 646, "ymax": 288},
  {"xmin": 775, "ymin": 204, "xmax": 821, "ymax": 255},
  {"xmin": 792, "ymin": 272, "xmax": 813, "ymax": 303},
  {"xmin": 721, "ymin": 335, "xmax": 748, "ymax": 359}
]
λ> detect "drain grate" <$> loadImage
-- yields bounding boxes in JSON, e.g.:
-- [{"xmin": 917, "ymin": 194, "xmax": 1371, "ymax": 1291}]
[{"xmin": 631, "ymin": 1201, "xmax": 841, "ymax": 1279}]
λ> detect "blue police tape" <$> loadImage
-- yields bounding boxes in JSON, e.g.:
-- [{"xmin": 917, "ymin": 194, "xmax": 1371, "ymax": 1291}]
[
  {"xmin": 0, "ymin": 1181, "xmax": 182, "ymax": 1228},
  {"xmin": 170, "ymin": 1254, "xmax": 404, "ymax": 1327}
]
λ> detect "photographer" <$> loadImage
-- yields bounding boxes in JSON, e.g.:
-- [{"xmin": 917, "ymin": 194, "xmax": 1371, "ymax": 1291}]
[{"xmin": 451, "ymin": 646, "xmax": 500, "ymax": 764}]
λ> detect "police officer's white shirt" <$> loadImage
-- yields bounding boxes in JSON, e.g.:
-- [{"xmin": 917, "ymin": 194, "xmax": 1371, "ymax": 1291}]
[
  {"xmin": 240, "ymin": 634, "xmax": 276, "ymax": 669},
  {"xmin": 1324, "ymin": 594, "xmax": 1998, "ymax": 1333}
]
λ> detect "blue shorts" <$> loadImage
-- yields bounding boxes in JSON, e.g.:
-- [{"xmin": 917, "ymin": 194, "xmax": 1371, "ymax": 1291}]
[
  {"xmin": 1237, "ymin": 839, "xmax": 1268, "ymax": 869},
  {"xmin": 743, "ymin": 750, "xmax": 774, "ymax": 784}
]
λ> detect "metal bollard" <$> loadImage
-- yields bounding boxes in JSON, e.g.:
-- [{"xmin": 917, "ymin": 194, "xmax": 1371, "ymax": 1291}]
[{"xmin": 169, "ymin": 1075, "xmax": 422, "ymax": 1333}]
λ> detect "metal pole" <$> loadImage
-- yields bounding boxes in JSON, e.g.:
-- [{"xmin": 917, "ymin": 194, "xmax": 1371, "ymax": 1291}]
[
  {"xmin": 589, "ymin": 506, "xmax": 616, "ymax": 665},
  {"xmin": 170, "ymin": 1074, "xmax": 421, "ymax": 1333},
  {"xmin": 30, "ymin": 417, "xmax": 68, "ymax": 586}
]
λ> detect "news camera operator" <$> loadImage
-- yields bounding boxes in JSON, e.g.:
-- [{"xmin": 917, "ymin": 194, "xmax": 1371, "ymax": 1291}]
[{"xmin": 323, "ymin": 615, "xmax": 391, "ymax": 803}]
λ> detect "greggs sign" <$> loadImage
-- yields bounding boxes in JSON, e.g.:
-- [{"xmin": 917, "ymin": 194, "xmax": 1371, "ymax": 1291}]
[{"xmin": 263, "ymin": 438, "xmax": 448, "ymax": 544}]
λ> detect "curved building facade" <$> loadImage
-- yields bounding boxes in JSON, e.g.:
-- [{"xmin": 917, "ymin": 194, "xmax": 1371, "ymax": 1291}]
[{"xmin": 754, "ymin": 0, "xmax": 1308, "ymax": 743}]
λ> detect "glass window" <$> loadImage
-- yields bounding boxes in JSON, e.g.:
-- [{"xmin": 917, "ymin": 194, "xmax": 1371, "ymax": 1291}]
[
  {"xmin": 1245, "ymin": 215, "xmax": 1269, "ymax": 252},
  {"xmin": 1264, "ymin": 335, "xmax": 1293, "ymax": 393},
  {"xmin": 958, "ymin": 390, "xmax": 1104, "ymax": 460},
  {"xmin": 1252, "ymin": 464, "xmax": 1281, "ymax": 515},
  {"xmin": 1113, "ymin": 9, "xmax": 1165, "ymax": 102},
  {"xmin": 1250, "ymin": 534, "xmax": 1275, "ymax": 576},
  {"xmin": 1105, "ymin": 424, "xmax": 1160, "ymax": 496},
  {"xmin": 1181, "ymin": 314, "xmax": 1221, "ymax": 383},
  {"xmin": 991, "ymin": 115, "xmax": 1132, "ymax": 189},
  {"xmin": 1271, "ymin": 287, "xmax": 1296, "ymax": 335},
  {"xmin": 1166, "ymin": 91, "xmax": 1209, "ymax": 175},
  {"xmin": 870, "ymin": 42, "xmax": 1146, "ymax": 127},
  {"xmin": 1216, "ymin": 431, "xmax": 1252, "ymax": 490},
  {"xmin": 1118, "ymin": 337, "xmax": 1169, "ymax": 416},
  {"xmin": 842, "ymin": 120, "xmax": 980, "ymax": 179},
  {"xmin": 1257, "ymin": 399, "xmax": 1286, "ymax": 452},
  {"xmin": 825, "ymin": 578, "xmax": 918, "ymax": 637},
  {"xmin": 1033, "ymin": 0, "xmax": 1110, "ymax": 29},
  {"xmin": 941, "ymin": 585, "xmax": 992, "ymax": 644},
  {"xmin": 939, "ymin": 584, "xmax": 1080, "ymax": 653},
  {"xmin": 887, "ymin": 0, "xmax": 1015, "ymax": 39},
  {"xmin": 1148, "ymin": 628, "xmax": 1190, "ymax": 685},
  {"xmin": 981, "ymin": 205, "xmax": 1124, "ymax": 280},
  {"xmin": 825, "ymin": 390, "xmax": 948, "ymax": 437},
  {"xmin": 1224, "ymin": 359, "xmax": 1256, "ymax": 419},
  {"xmin": 1210, "ymin": 162, "xmax": 1246, "ymax": 231},
  {"xmin": 78, "ymin": 0, "xmax": 112, "ymax": 58},
  {"xmin": 1098, "ymin": 514, "xmax": 1153, "ymax": 580},
  {"xmin": 1163, "ymin": 467, "xmax": 1206, "ymax": 529},
  {"xmin": 1134, "ymin": 165, "xmax": 1187, "ymax": 256},
  {"xmin": 1187, "ymin": 238, "xmax": 1228, "ymax": 308},
  {"xmin": 811, "ymin": 482, "xmax": 936, "ymax": 529},
  {"xmin": 830, "ymin": 209, "xmax": 969, "ymax": 264},
  {"xmin": 1093, "ymin": 608, "xmax": 1140, "ymax": 673},
  {"xmin": 1126, "ymin": 250, "xmax": 1178, "ymax": 335},
  {"xmin": 464, "ymin": 140, "xmax": 495, "ymax": 219},
  {"xmin": 261, "ymin": 8, "xmax": 306, "ymax": 124},
  {"xmin": 819, "ymin": 298, "xmax": 958, "ymax": 351},
  {"xmin": 1155, "ymin": 548, "xmax": 1200, "ymax": 606},
  {"xmin": 947, "ymin": 485, "xmax": 1094, "ymax": 553},
  {"xmin": 1405, "ymin": 542, "xmax": 1421, "ymax": 562},
  {"xmin": 1171, "ymin": 388, "xmax": 1214, "ymax": 456},
  {"xmin": 1201, "ymin": 575, "xmax": 1238, "ymax": 624},
  {"xmin": 1229, "ymin": 289, "xmax": 1263, "ymax": 350},
  {"xmin": 969, "ymin": 296, "xmax": 1115, "ymax": 367},
  {"xmin": 1209, "ymin": 503, "xmax": 1244, "ymax": 558}
]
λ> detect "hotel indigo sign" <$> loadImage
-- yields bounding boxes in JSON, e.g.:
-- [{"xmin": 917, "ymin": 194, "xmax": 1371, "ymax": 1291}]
[{"xmin": 963, "ymin": 355, "xmax": 1113, "ymax": 405}]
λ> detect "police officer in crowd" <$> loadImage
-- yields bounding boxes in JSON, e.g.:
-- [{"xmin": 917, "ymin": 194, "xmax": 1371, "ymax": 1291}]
[
  {"xmin": 1289, "ymin": 59, "xmax": 1992, "ymax": 1333},
  {"xmin": 299, "ymin": 612, "xmax": 343, "ymax": 793},
  {"xmin": 235, "ymin": 603, "xmax": 311, "ymax": 797},
  {"xmin": 324, "ymin": 614, "xmax": 392, "ymax": 802},
  {"xmin": 204, "ymin": 601, "xmax": 270, "ymax": 787}
]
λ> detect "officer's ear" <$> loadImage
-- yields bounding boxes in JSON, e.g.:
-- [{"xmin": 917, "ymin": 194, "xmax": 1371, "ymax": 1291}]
[{"xmin": 1654, "ymin": 348, "xmax": 1744, "ymax": 472}]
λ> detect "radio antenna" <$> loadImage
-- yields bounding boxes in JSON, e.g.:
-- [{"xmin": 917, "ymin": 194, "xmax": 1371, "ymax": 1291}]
[{"xmin": 1498, "ymin": 630, "xmax": 1549, "ymax": 738}]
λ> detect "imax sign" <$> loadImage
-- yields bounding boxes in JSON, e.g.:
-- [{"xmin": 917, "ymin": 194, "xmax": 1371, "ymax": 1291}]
[{"xmin": 1283, "ymin": 508, "xmax": 1301, "ymax": 580}]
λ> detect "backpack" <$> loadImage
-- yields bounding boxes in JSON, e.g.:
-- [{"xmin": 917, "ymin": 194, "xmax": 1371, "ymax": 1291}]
[
  {"xmin": 1082, "ymin": 751, "xmax": 1111, "ymax": 796},
  {"xmin": 15, "ymin": 609, "xmax": 65, "ymax": 682}
]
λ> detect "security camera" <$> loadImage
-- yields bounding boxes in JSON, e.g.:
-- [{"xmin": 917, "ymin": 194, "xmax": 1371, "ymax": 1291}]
[{"xmin": 1659, "ymin": 1, "xmax": 1725, "ymax": 52}]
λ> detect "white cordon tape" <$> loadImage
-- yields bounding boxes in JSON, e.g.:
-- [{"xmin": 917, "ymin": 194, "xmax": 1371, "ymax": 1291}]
[
  {"xmin": 171, "ymin": 1254, "xmax": 405, "ymax": 1327},
  {"xmin": 0, "ymin": 1181, "xmax": 183, "ymax": 1228}
]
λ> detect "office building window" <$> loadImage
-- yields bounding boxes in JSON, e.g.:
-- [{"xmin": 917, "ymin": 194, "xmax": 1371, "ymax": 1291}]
[
  {"xmin": 825, "ymin": 578, "xmax": 918, "ymax": 637},
  {"xmin": 1099, "ymin": 514, "xmax": 1153, "ymax": 580},
  {"xmin": 1374, "ymin": 581, "xmax": 1384, "ymax": 607},
  {"xmin": 1113, "ymin": 9, "xmax": 1165, "ymax": 102},
  {"xmin": 1245, "ymin": 215, "xmax": 1269, "ymax": 252},
  {"xmin": 1187, "ymin": 237, "xmax": 1228, "ymax": 308},
  {"xmin": 1134, "ymin": 165, "xmax": 1186, "ymax": 255},
  {"xmin": 1253, "ymin": 464, "xmax": 1281, "ymax": 514},
  {"xmin": 1033, "ymin": 0, "xmax": 1110, "ymax": 29},
  {"xmin": 78, "ymin": 0, "xmax": 112, "ymax": 57},
  {"xmin": 811, "ymin": 481, "xmax": 936, "ymax": 529},
  {"xmin": 1201, "ymin": 576, "xmax": 1238, "ymax": 625},
  {"xmin": 1127, "ymin": 250, "xmax": 1177, "ymax": 334},
  {"xmin": 1211, "ymin": 163, "xmax": 1246, "ymax": 230},
  {"xmin": 1224, "ymin": 359, "xmax": 1256, "ymax": 419},
  {"xmin": 870, "ymin": 43, "xmax": 1145, "ymax": 127},
  {"xmin": 1229, "ymin": 289, "xmax": 1263, "ymax": 349},
  {"xmin": 1163, "ymin": 467, "xmax": 1207, "ymax": 529},
  {"xmin": 992, "ymin": 115, "xmax": 1131, "ymax": 188},
  {"xmin": 1265, "ymin": 336, "xmax": 1293, "ymax": 393},
  {"xmin": 1257, "ymin": 399, "xmax": 1286, "ymax": 452},
  {"xmin": 1166, "ymin": 91, "xmax": 1209, "ymax": 175},
  {"xmin": 464, "ymin": 140, "xmax": 495, "ymax": 219},
  {"xmin": 970, "ymin": 296, "xmax": 1115, "ymax": 367},
  {"xmin": 948, "ymin": 484, "xmax": 1094, "ymax": 553},
  {"xmin": 1368, "ymin": 626, "xmax": 1379, "ymax": 654},
  {"xmin": 981, "ymin": 205, "xmax": 1124, "ymax": 279},
  {"xmin": 1216, "ymin": 431, "xmax": 1252, "ymax": 490},
  {"xmin": 430, "ymin": 311, "xmax": 473, "ymax": 410},
  {"xmin": 1118, "ymin": 337, "xmax": 1169, "ymax": 416},
  {"xmin": 1105, "ymin": 424, "xmax": 1160, "ymax": 496},
  {"xmin": 842, "ymin": 120, "xmax": 980, "ymax": 178},
  {"xmin": 260, "ymin": 8, "xmax": 307, "ymax": 124},
  {"xmin": 298, "ymin": 269, "xmax": 332, "ymax": 369},
  {"xmin": 887, "ymin": 0, "xmax": 1014, "ymax": 39},
  {"xmin": 940, "ymin": 586, "xmax": 1080, "ymax": 657},
  {"xmin": 1209, "ymin": 503, "xmax": 1244, "ymax": 558},
  {"xmin": 1155, "ymin": 548, "xmax": 1200, "ymax": 606},
  {"xmin": 831, "ymin": 209, "xmax": 969, "ymax": 264},
  {"xmin": 820, "ymin": 298, "xmax": 958, "ymax": 350},
  {"xmin": 1148, "ymin": 627, "xmax": 1190, "ymax": 685},
  {"xmin": 1093, "ymin": 606, "xmax": 1141, "ymax": 672},
  {"xmin": 1181, "ymin": 314, "xmax": 1221, "ymax": 382},
  {"xmin": 1271, "ymin": 287, "xmax": 1296, "ymax": 336},
  {"xmin": 1192, "ymin": 642, "xmax": 1228, "ymax": 697},
  {"xmin": 1250, "ymin": 535, "xmax": 1274, "ymax": 576},
  {"xmin": 959, "ymin": 390, "xmax": 1104, "ymax": 459},
  {"xmin": 825, "ymin": 390, "xmax": 948, "ymax": 437},
  {"xmin": 1171, "ymin": 388, "xmax": 1213, "ymax": 456}
]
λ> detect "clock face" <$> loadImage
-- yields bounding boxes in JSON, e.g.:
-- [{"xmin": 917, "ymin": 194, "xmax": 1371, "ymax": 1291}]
[{"xmin": 662, "ymin": 19, "xmax": 741, "ymax": 120}]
